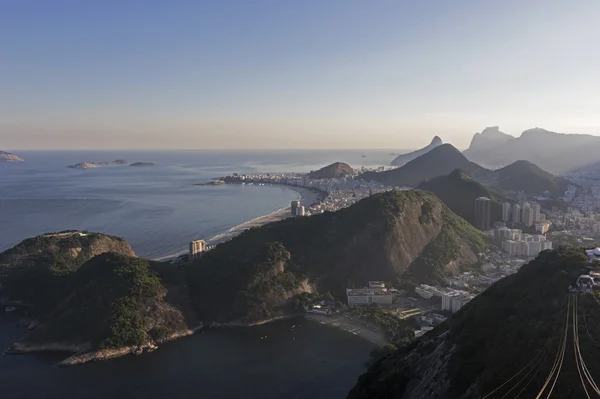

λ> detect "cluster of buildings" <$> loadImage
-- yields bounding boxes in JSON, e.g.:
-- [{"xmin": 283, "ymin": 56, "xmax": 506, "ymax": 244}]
[
  {"xmin": 290, "ymin": 200, "xmax": 305, "ymax": 217},
  {"xmin": 494, "ymin": 226, "xmax": 552, "ymax": 257},
  {"xmin": 222, "ymin": 172, "xmax": 394, "ymax": 216},
  {"xmin": 346, "ymin": 281, "xmax": 394, "ymax": 306},
  {"xmin": 414, "ymin": 284, "xmax": 475, "ymax": 313},
  {"xmin": 501, "ymin": 201, "xmax": 545, "ymax": 227}
]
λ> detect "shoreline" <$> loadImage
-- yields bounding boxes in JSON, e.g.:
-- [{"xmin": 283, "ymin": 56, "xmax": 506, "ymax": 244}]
[
  {"xmin": 5, "ymin": 312, "xmax": 385, "ymax": 367},
  {"xmin": 152, "ymin": 184, "xmax": 326, "ymax": 262},
  {"xmin": 304, "ymin": 313, "xmax": 389, "ymax": 347}
]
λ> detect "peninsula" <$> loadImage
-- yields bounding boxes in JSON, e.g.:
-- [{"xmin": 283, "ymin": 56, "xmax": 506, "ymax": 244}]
[
  {"xmin": 68, "ymin": 159, "xmax": 127, "ymax": 169},
  {"xmin": 0, "ymin": 151, "xmax": 24, "ymax": 162}
]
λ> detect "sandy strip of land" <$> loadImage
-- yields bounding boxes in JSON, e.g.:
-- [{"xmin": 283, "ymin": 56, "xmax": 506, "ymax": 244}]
[
  {"xmin": 305, "ymin": 313, "xmax": 390, "ymax": 347},
  {"xmin": 152, "ymin": 185, "xmax": 325, "ymax": 261}
]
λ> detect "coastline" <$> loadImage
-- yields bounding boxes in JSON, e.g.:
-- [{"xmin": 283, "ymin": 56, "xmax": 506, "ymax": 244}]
[
  {"xmin": 152, "ymin": 184, "xmax": 325, "ymax": 261},
  {"xmin": 304, "ymin": 313, "xmax": 389, "ymax": 347}
]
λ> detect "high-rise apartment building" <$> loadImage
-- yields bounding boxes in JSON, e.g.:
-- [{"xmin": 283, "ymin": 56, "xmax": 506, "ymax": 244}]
[
  {"xmin": 291, "ymin": 200, "xmax": 300, "ymax": 217},
  {"xmin": 512, "ymin": 204, "xmax": 521, "ymax": 224},
  {"xmin": 522, "ymin": 203, "xmax": 534, "ymax": 227},
  {"xmin": 189, "ymin": 239, "xmax": 207, "ymax": 261},
  {"xmin": 502, "ymin": 202, "xmax": 511, "ymax": 222},
  {"xmin": 532, "ymin": 202, "xmax": 541, "ymax": 223},
  {"xmin": 474, "ymin": 197, "xmax": 491, "ymax": 231}
]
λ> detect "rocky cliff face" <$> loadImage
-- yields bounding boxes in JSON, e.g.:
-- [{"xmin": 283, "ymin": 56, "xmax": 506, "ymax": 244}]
[
  {"xmin": 463, "ymin": 126, "xmax": 600, "ymax": 173},
  {"xmin": 188, "ymin": 190, "xmax": 487, "ymax": 324}
]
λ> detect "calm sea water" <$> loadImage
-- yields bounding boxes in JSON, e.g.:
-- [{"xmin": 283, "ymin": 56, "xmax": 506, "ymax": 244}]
[
  {"xmin": 0, "ymin": 314, "xmax": 374, "ymax": 399},
  {"xmin": 0, "ymin": 149, "xmax": 392, "ymax": 399},
  {"xmin": 0, "ymin": 150, "xmax": 394, "ymax": 258}
]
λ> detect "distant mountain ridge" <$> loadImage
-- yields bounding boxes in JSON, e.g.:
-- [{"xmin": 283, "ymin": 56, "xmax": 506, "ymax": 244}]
[
  {"xmin": 417, "ymin": 169, "xmax": 508, "ymax": 226},
  {"xmin": 491, "ymin": 160, "xmax": 574, "ymax": 197},
  {"xmin": 463, "ymin": 127, "xmax": 600, "ymax": 173},
  {"xmin": 362, "ymin": 144, "xmax": 489, "ymax": 187},
  {"xmin": 307, "ymin": 162, "xmax": 356, "ymax": 179},
  {"xmin": 391, "ymin": 136, "xmax": 443, "ymax": 166}
]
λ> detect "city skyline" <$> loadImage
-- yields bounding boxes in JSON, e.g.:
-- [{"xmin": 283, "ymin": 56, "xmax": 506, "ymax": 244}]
[{"xmin": 2, "ymin": 1, "xmax": 600, "ymax": 150}]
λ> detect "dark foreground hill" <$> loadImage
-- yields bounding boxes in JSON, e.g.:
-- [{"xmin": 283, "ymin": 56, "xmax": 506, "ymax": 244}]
[
  {"xmin": 492, "ymin": 160, "xmax": 573, "ymax": 197},
  {"xmin": 348, "ymin": 247, "xmax": 600, "ymax": 399},
  {"xmin": 417, "ymin": 169, "xmax": 508, "ymax": 226},
  {"xmin": 0, "ymin": 232, "xmax": 195, "ymax": 363},
  {"xmin": 187, "ymin": 190, "xmax": 487, "ymax": 324},
  {"xmin": 391, "ymin": 136, "xmax": 443, "ymax": 166},
  {"xmin": 308, "ymin": 162, "xmax": 356, "ymax": 179},
  {"xmin": 362, "ymin": 144, "xmax": 488, "ymax": 187}
]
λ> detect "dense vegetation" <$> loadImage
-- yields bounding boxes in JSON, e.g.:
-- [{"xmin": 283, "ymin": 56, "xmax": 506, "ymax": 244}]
[
  {"xmin": 0, "ymin": 232, "xmax": 132, "ymax": 313},
  {"xmin": 307, "ymin": 162, "xmax": 356, "ymax": 179},
  {"xmin": 187, "ymin": 190, "xmax": 487, "ymax": 323},
  {"xmin": 417, "ymin": 169, "xmax": 508, "ymax": 227},
  {"xmin": 362, "ymin": 144, "xmax": 489, "ymax": 187},
  {"xmin": 349, "ymin": 247, "xmax": 600, "ymax": 399},
  {"xmin": 13, "ymin": 253, "xmax": 191, "ymax": 350},
  {"xmin": 495, "ymin": 160, "xmax": 574, "ymax": 197}
]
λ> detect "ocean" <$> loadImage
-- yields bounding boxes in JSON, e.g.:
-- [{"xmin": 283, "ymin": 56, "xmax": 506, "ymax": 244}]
[
  {"xmin": 0, "ymin": 149, "xmax": 394, "ymax": 399},
  {"xmin": 0, "ymin": 149, "xmax": 394, "ymax": 258}
]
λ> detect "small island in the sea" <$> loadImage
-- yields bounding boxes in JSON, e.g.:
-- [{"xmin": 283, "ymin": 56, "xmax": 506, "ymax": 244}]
[
  {"xmin": 0, "ymin": 151, "xmax": 24, "ymax": 162},
  {"xmin": 130, "ymin": 162, "xmax": 155, "ymax": 167},
  {"xmin": 68, "ymin": 159, "xmax": 127, "ymax": 169},
  {"xmin": 194, "ymin": 180, "xmax": 225, "ymax": 186}
]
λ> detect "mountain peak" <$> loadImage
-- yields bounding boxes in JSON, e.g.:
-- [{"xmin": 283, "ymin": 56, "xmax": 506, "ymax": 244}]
[
  {"xmin": 390, "ymin": 136, "xmax": 444, "ymax": 166},
  {"xmin": 431, "ymin": 136, "xmax": 443, "ymax": 145}
]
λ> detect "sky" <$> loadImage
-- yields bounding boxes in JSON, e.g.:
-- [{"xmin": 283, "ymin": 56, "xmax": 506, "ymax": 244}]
[{"xmin": 1, "ymin": 0, "xmax": 600, "ymax": 150}]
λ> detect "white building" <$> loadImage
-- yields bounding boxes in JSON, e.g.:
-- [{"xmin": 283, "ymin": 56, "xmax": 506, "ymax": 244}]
[
  {"xmin": 346, "ymin": 288, "xmax": 393, "ymax": 306},
  {"xmin": 441, "ymin": 291, "xmax": 473, "ymax": 313}
]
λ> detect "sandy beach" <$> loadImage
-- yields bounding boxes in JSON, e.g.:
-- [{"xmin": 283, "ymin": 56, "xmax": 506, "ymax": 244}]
[
  {"xmin": 153, "ymin": 184, "xmax": 325, "ymax": 261},
  {"xmin": 305, "ymin": 313, "xmax": 389, "ymax": 347}
]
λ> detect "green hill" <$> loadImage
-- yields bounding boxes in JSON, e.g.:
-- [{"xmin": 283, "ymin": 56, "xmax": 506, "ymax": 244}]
[
  {"xmin": 362, "ymin": 144, "xmax": 488, "ymax": 187},
  {"xmin": 0, "ymin": 231, "xmax": 135, "ymax": 312},
  {"xmin": 1, "ymin": 233, "xmax": 194, "ymax": 360},
  {"xmin": 494, "ymin": 160, "xmax": 574, "ymax": 197},
  {"xmin": 187, "ymin": 190, "xmax": 488, "ymax": 324},
  {"xmin": 307, "ymin": 162, "xmax": 356, "ymax": 179},
  {"xmin": 348, "ymin": 246, "xmax": 600, "ymax": 399},
  {"xmin": 417, "ymin": 169, "xmax": 508, "ymax": 227}
]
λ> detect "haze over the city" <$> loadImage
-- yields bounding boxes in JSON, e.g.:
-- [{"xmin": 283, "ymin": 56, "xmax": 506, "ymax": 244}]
[{"xmin": 2, "ymin": 0, "xmax": 600, "ymax": 150}]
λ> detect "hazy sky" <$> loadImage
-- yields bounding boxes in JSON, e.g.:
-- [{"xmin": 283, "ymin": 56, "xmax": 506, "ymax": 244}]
[{"xmin": 2, "ymin": 1, "xmax": 600, "ymax": 150}]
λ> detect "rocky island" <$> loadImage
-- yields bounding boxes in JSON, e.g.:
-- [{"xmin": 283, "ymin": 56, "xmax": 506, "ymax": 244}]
[
  {"xmin": 68, "ymin": 159, "xmax": 127, "ymax": 169},
  {"xmin": 0, "ymin": 151, "xmax": 24, "ymax": 162},
  {"xmin": 130, "ymin": 162, "xmax": 155, "ymax": 167}
]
